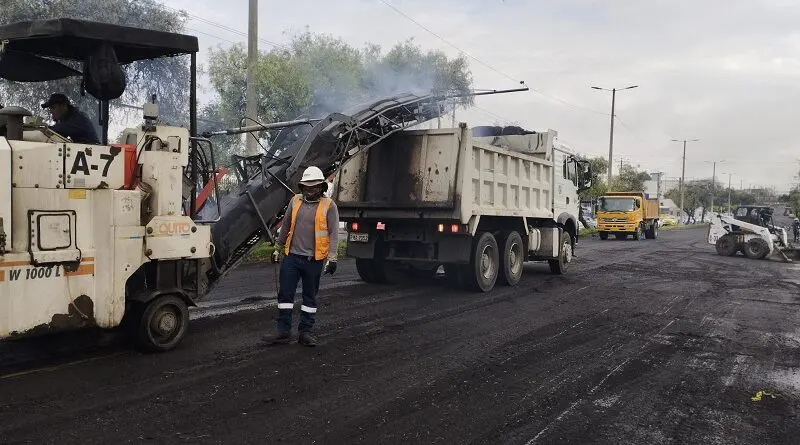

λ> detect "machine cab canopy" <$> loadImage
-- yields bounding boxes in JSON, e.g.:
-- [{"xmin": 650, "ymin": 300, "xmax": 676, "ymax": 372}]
[
  {"xmin": 0, "ymin": 18, "xmax": 200, "ymax": 143},
  {"xmin": 0, "ymin": 18, "xmax": 198, "ymax": 82}
]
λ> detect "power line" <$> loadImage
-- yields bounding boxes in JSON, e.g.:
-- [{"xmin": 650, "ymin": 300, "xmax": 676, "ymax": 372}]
[
  {"xmin": 471, "ymin": 104, "xmax": 517, "ymax": 125},
  {"xmin": 376, "ymin": 0, "xmax": 607, "ymax": 116},
  {"xmin": 164, "ymin": 5, "xmax": 291, "ymax": 51},
  {"xmin": 186, "ymin": 27, "xmax": 239, "ymax": 45},
  {"xmin": 614, "ymin": 115, "xmax": 649, "ymax": 145}
]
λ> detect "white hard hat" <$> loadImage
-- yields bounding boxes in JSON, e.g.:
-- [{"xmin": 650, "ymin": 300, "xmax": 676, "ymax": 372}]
[{"xmin": 299, "ymin": 166, "xmax": 325, "ymax": 186}]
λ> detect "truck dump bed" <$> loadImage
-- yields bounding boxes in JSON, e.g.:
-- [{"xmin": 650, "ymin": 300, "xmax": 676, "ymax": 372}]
[
  {"xmin": 643, "ymin": 198, "xmax": 659, "ymax": 219},
  {"xmin": 334, "ymin": 125, "xmax": 556, "ymax": 224}
]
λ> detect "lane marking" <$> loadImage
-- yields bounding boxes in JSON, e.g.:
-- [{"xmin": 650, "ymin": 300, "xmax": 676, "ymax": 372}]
[
  {"xmin": 526, "ymin": 318, "xmax": 677, "ymax": 444},
  {"xmin": 658, "ymin": 295, "xmax": 682, "ymax": 315},
  {"xmin": 0, "ymin": 352, "xmax": 126, "ymax": 381},
  {"xmin": 499, "ymin": 309, "xmax": 609, "ymax": 366}
]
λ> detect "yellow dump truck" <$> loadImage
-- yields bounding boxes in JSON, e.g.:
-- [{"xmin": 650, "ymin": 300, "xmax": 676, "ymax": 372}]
[{"xmin": 596, "ymin": 192, "xmax": 660, "ymax": 240}]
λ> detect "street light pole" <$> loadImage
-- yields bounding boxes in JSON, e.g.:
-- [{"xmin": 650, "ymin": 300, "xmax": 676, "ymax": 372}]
[
  {"xmin": 592, "ymin": 85, "xmax": 638, "ymax": 182},
  {"xmin": 245, "ymin": 0, "xmax": 259, "ymax": 156},
  {"xmin": 726, "ymin": 173, "xmax": 733, "ymax": 214},
  {"xmin": 706, "ymin": 160, "xmax": 723, "ymax": 215},
  {"xmin": 609, "ymin": 89, "xmax": 616, "ymax": 182},
  {"xmin": 711, "ymin": 161, "xmax": 716, "ymax": 214},
  {"xmin": 672, "ymin": 138, "xmax": 699, "ymax": 223}
]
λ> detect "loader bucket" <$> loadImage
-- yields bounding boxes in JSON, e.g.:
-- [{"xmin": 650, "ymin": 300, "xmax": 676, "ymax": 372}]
[{"xmin": 777, "ymin": 248, "xmax": 800, "ymax": 262}]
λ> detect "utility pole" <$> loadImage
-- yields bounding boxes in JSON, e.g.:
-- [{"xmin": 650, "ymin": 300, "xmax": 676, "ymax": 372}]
[
  {"xmin": 726, "ymin": 173, "xmax": 733, "ymax": 214},
  {"xmin": 244, "ymin": 0, "xmax": 259, "ymax": 155},
  {"xmin": 672, "ymin": 138, "xmax": 699, "ymax": 223},
  {"xmin": 710, "ymin": 161, "xmax": 717, "ymax": 214},
  {"xmin": 591, "ymin": 85, "xmax": 638, "ymax": 182}
]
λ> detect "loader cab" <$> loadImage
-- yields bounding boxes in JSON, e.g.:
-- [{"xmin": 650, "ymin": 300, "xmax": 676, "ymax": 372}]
[
  {"xmin": 734, "ymin": 205, "xmax": 774, "ymax": 228},
  {"xmin": 0, "ymin": 19, "xmax": 218, "ymax": 219}
]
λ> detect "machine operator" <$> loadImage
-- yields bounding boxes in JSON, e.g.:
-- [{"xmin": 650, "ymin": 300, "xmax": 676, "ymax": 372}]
[{"xmin": 41, "ymin": 93, "xmax": 100, "ymax": 144}]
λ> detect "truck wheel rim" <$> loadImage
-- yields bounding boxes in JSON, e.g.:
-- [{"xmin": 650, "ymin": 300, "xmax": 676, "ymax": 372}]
[
  {"xmin": 509, "ymin": 241, "xmax": 522, "ymax": 275},
  {"xmin": 563, "ymin": 241, "xmax": 572, "ymax": 263},
  {"xmin": 481, "ymin": 245, "xmax": 496, "ymax": 279},
  {"xmin": 151, "ymin": 306, "xmax": 180, "ymax": 341}
]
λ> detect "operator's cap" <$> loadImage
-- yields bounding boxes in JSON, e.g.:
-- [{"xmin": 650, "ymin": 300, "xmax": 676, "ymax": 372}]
[{"xmin": 41, "ymin": 93, "xmax": 70, "ymax": 109}]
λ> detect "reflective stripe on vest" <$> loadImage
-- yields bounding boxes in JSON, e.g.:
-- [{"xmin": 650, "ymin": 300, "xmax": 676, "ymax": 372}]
[{"xmin": 284, "ymin": 195, "xmax": 332, "ymax": 260}]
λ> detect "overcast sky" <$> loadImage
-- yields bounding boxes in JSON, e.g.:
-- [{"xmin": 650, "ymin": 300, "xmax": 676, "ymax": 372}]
[{"xmin": 163, "ymin": 0, "xmax": 800, "ymax": 191}]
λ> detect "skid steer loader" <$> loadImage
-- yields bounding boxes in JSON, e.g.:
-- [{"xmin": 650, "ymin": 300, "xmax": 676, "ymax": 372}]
[{"xmin": 707, "ymin": 205, "xmax": 800, "ymax": 261}]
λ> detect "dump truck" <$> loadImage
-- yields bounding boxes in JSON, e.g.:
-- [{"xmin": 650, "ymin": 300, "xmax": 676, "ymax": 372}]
[
  {"xmin": 333, "ymin": 124, "xmax": 592, "ymax": 292},
  {"xmin": 596, "ymin": 192, "xmax": 659, "ymax": 240}
]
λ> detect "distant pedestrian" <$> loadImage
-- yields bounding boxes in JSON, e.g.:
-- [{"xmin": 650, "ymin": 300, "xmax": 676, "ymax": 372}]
[
  {"xmin": 792, "ymin": 218, "xmax": 799, "ymax": 243},
  {"xmin": 268, "ymin": 166, "xmax": 339, "ymax": 347}
]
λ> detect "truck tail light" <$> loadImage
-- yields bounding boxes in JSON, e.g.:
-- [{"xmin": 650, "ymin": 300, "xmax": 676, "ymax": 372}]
[
  {"xmin": 377, "ymin": 222, "xmax": 386, "ymax": 230},
  {"xmin": 437, "ymin": 224, "xmax": 444, "ymax": 232},
  {"xmin": 350, "ymin": 222, "xmax": 359, "ymax": 231},
  {"xmin": 450, "ymin": 224, "xmax": 460, "ymax": 233}
]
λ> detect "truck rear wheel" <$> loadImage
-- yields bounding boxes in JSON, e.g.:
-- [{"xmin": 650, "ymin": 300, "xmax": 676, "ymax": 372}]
[
  {"xmin": 136, "ymin": 294, "xmax": 189, "ymax": 352},
  {"xmin": 497, "ymin": 230, "xmax": 524, "ymax": 286},
  {"xmin": 549, "ymin": 232, "xmax": 572, "ymax": 275},
  {"xmin": 715, "ymin": 234, "xmax": 737, "ymax": 256},
  {"xmin": 356, "ymin": 258, "xmax": 378, "ymax": 283},
  {"xmin": 409, "ymin": 264, "xmax": 439, "ymax": 279},
  {"xmin": 645, "ymin": 222, "xmax": 658, "ymax": 239},
  {"xmin": 372, "ymin": 259, "xmax": 406, "ymax": 284},
  {"xmin": 744, "ymin": 238, "xmax": 770, "ymax": 260},
  {"xmin": 444, "ymin": 264, "xmax": 467, "ymax": 289},
  {"xmin": 463, "ymin": 232, "xmax": 499, "ymax": 292}
]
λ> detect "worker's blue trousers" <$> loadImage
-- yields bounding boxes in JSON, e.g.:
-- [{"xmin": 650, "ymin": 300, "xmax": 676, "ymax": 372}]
[{"xmin": 276, "ymin": 254, "xmax": 324, "ymax": 334}]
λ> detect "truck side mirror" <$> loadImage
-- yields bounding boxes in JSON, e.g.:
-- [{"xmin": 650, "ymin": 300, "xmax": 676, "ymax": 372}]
[{"xmin": 577, "ymin": 160, "xmax": 592, "ymax": 192}]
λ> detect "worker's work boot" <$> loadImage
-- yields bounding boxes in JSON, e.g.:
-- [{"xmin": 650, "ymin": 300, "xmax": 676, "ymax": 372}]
[
  {"xmin": 298, "ymin": 332, "xmax": 318, "ymax": 347},
  {"xmin": 266, "ymin": 332, "xmax": 291, "ymax": 346}
]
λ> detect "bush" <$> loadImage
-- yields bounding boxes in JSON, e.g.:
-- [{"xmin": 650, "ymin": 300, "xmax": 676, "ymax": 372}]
[{"xmin": 243, "ymin": 239, "xmax": 348, "ymax": 264}]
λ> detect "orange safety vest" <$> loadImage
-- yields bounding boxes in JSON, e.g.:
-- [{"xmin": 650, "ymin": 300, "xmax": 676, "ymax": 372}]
[{"xmin": 284, "ymin": 195, "xmax": 332, "ymax": 260}]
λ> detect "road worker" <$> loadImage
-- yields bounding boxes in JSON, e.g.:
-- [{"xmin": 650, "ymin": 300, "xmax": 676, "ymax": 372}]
[
  {"xmin": 269, "ymin": 166, "xmax": 339, "ymax": 347},
  {"xmin": 792, "ymin": 217, "xmax": 799, "ymax": 243}
]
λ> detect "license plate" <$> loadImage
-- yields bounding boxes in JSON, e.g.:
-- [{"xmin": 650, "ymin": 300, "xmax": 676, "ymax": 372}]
[{"xmin": 349, "ymin": 232, "xmax": 369, "ymax": 242}]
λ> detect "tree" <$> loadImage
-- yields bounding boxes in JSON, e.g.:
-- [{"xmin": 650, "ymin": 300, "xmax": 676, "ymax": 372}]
[
  {"xmin": 789, "ymin": 188, "xmax": 800, "ymax": 217},
  {"xmin": 665, "ymin": 179, "xmax": 714, "ymax": 223},
  {"xmin": 609, "ymin": 164, "xmax": 651, "ymax": 193},
  {"xmin": 0, "ymin": 0, "xmax": 190, "ymax": 130},
  {"xmin": 205, "ymin": 33, "xmax": 474, "ymax": 155}
]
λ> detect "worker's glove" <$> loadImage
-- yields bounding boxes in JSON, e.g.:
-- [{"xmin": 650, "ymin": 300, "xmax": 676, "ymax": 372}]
[
  {"xmin": 324, "ymin": 260, "xmax": 337, "ymax": 275},
  {"xmin": 271, "ymin": 245, "xmax": 284, "ymax": 263}
]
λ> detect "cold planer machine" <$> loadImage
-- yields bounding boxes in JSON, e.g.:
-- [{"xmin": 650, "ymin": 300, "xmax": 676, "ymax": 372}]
[{"xmin": 0, "ymin": 18, "xmax": 497, "ymax": 352}]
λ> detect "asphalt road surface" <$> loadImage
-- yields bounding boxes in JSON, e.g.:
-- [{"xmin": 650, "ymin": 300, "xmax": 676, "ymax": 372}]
[{"xmin": 1, "ymin": 227, "xmax": 799, "ymax": 444}]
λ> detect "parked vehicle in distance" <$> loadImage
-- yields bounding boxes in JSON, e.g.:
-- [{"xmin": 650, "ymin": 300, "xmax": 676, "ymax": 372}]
[{"xmin": 659, "ymin": 214, "xmax": 678, "ymax": 226}]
